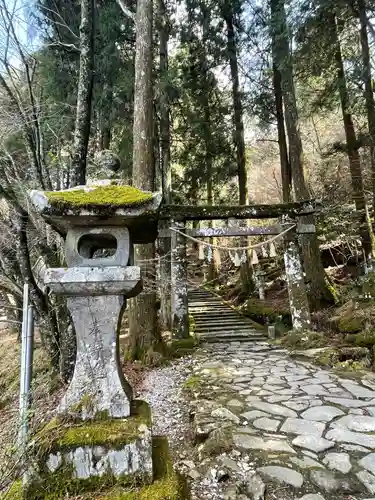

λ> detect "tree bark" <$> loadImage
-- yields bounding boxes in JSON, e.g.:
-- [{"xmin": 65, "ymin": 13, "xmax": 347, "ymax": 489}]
[
  {"xmin": 71, "ymin": 0, "xmax": 95, "ymax": 186},
  {"xmin": 224, "ymin": 7, "xmax": 247, "ymax": 205},
  {"xmin": 358, "ymin": 0, "xmax": 375, "ymax": 214},
  {"xmin": 223, "ymin": 5, "xmax": 253, "ymax": 293},
  {"xmin": 128, "ymin": 0, "xmax": 162, "ymax": 361},
  {"xmin": 271, "ymin": 58, "xmax": 291, "ymax": 202},
  {"xmin": 158, "ymin": 0, "xmax": 172, "ymax": 331},
  {"xmin": 271, "ymin": 0, "xmax": 333, "ymax": 310},
  {"xmin": 331, "ymin": 12, "xmax": 373, "ymax": 260}
]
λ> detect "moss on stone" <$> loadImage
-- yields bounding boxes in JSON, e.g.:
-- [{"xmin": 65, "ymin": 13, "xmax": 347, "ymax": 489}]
[
  {"xmin": 243, "ymin": 299, "xmax": 290, "ymax": 325},
  {"xmin": 169, "ymin": 336, "xmax": 199, "ymax": 358},
  {"xmin": 97, "ymin": 476, "xmax": 185, "ymax": 499},
  {"xmin": 313, "ymin": 346, "xmax": 371, "ymax": 369},
  {"xmin": 200, "ymin": 426, "xmax": 234, "ymax": 458},
  {"xmin": 35, "ymin": 409, "xmax": 150, "ymax": 457},
  {"xmin": 45, "ymin": 185, "xmax": 153, "ymax": 210},
  {"xmin": 280, "ymin": 330, "xmax": 328, "ymax": 350},
  {"xmin": 25, "ymin": 462, "xmax": 141, "ymax": 500},
  {"xmin": 354, "ymin": 330, "xmax": 375, "ymax": 348},
  {"xmin": 338, "ymin": 315, "xmax": 363, "ymax": 333}
]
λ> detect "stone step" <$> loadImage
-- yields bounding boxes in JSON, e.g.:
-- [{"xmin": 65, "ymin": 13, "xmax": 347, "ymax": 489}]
[
  {"xmin": 200, "ymin": 333, "xmax": 266, "ymax": 343},
  {"xmin": 194, "ymin": 325, "xmax": 260, "ymax": 333},
  {"xmin": 191, "ymin": 312, "xmax": 244, "ymax": 318},
  {"xmin": 193, "ymin": 318, "xmax": 253, "ymax": 325}
]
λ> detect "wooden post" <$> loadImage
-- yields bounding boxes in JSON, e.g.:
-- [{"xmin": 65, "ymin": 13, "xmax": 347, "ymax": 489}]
[
  {"xmin": 171, "ymin": 220, "xmax": 189, "ymax": 338},
  {"xmin": 284, "ymin": 226, "xmax": 311, "ymax": 331}
]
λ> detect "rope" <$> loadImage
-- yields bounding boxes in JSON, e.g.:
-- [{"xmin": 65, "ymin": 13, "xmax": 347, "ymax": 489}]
[{"xmin": 169, "ymin": 224, "xmax": 296, "ymax": 251}]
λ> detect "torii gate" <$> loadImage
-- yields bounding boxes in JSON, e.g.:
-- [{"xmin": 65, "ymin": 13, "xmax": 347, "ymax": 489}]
[{"xmin": 158, "ymin": 200, "xmax": 318, "ymax": 339}]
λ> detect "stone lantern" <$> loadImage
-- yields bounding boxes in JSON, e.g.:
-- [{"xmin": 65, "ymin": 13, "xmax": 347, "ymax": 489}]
[{"xmin": 27, "ymin": 180, "xmax": 162, "ymax": 494}]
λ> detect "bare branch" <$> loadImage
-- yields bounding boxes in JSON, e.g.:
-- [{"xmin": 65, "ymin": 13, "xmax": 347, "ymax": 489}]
[{"xmin": 115, "ymin": 0, "xmax": 135, "ymax": 21}]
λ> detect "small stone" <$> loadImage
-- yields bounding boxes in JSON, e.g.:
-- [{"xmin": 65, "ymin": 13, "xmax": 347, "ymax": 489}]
[
  {"xmin": 340, "ymin": 381, "xmax": 375, "ymax": 399},
  {"xmin": 326, "ymin": 427, "xmax": 375, "ymax": 448},
  {"xmin": 220, "ymin": 456, "xmax": 242, "ymax": 473},
  {"xmin": 302, "ymin": 449, "xmax": 319, "ymax": 459},
  {"xmin": 367, "ymin": 407, "xmax": 375, "ymax": 416},
  {"xmin": 332, "ymin": 415, "xmax": 375, "ymax": 432},
  {"xmin": 325, "ymin": 397, "xmax": 375, "ymax": 408},
  {"xmin": 298, "ymin": 495, "xmax": 326, "ymax": 500},
  {"xmin": 266, "ymin": 395, "xmax": 291, "ymax": 403},
  {"xmin": 357, "ymin": 470, "xmax": 375, "ymax": 494},
  {"xmin": 253, "ymin": 417, "xmax": 280, "ymax": 432},
  {"xmin": 187, "ymin": 469, "xmax": 201, "ymax": 479},
  {"xmin": 211, "ymin": 407, "xmax": 240, "ymax": 424},
  {"xmin": 266, "ymin": 377, "xmax": 285, "ymax": 385},
  {"xmin": 323, "ymin": 453, "xmax": 352, "ymax": 474},
  {"xmin": 302, "ymin": 384, "xmax": 329, "ymax": 396},
  {"xmin": 281, "ymin": 418, "xmax": 324, "ymax": 437},
  {"xmin": 283, "ymin": 400, "xmax": 310, "ymax": 412},
  {"xmin": 258, "ymin": 465, "xmax": 303, "ymax": 488},
  {"xmin": 292, "ymin": 435, "xmax": 335, "ymax": 453},
  {"xmin": 341, "ymin": 444, "xmax": 370, "ymax": 453},
  {"xmin": 246, "ymin": 474, "xmax": 266, "ymax": 500},
  {"xmin": 241, "ymin": 410, "xmax": 270, "ymax": 420},
  {"xmin": 310, "ymin": 469, "xmax": 353, "ymax": 492},
  {"xmin": 301, "ymin": 405, "xmax": 344, "ymax": 422},
  {"xmin": 238, "ymin": 426, "xmax": 258, "ymax": 434},
  {"xmin": 285, "ymin": 375, "xmax": 310, "ymax": 382},
  {"xmin": 349, "ymin": 408, "xmax": 364, "ymax": 415},
  {"xmin": 233, "ymin": 434, "xmax": 296, "ymax": 454},
  {"xmin": 250, "ymin": 401, "xmax": 297, "ymax": 418},
  {"xmin": 359, "ymin": 454, "xmax": 375, "ymax": 476},
  {"xmin": 290, "ymin": 456, "xmax": 324, "ymax": 469}
]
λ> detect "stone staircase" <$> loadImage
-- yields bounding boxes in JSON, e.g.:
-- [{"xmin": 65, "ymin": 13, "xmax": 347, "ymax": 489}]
[{"xmin": 188, "ymin": 288, "xmax": 266, "ymax": 343}]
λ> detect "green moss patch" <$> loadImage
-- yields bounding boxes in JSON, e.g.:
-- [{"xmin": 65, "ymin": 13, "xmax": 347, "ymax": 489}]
[
  {"xmin": 313, "ymin": 346, "xmax": 371, "ymax": 370},
  {"xmin": 169, "ymin": 336, "xmax": 199, "ymax": 358},
  {"xmin": 280, "ymin": 330, "xmax": 329, "ymax": 350},
  {"xmin": 242, "ymin": 299, "xmax": 290, "ymax": 326},
  {"xmin": 35, "ymin": 400, "xmax": 151, "ymax": 457},
  {"xmin": 45, "ymin": 185, "xmax": 153, "ymax": 210}
]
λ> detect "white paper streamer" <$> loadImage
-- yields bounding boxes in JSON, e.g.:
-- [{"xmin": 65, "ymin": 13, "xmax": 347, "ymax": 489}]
[
  {"xmin": 269, "ymin": 242, "xmax": 277, "ymax": 257},
  {"xmin": 261, "ymin": 245, "xmax": 268, "ymax": 258},
  {"xmin": 198, "ymin": 244, "xmax": 205, "ymax": 260},
  {"xmin": 234, "ymin": 252, "xmax": 241, "ymax": 267},
  {"xmin": 251, "ymin": 249, "xmax": 259, "ymax": 265},
  {"xmin": 214, "ymin": 249, "xmax": 221, "ymax": 266}
]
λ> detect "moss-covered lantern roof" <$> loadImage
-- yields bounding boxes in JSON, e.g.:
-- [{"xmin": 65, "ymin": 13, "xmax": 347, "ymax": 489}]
[{"xmin": 30, "ymin": 181, "xmax": 163, "ymax": 244}]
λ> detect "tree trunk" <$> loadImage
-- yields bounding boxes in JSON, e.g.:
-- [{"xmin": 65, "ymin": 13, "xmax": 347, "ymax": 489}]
[
  {"xmin": 71, "ymin": 0, "xmax": 95, "ymax": 186},
  {"xmin": 271, "ymin": 54, "xmax": 291, "ymax": 202},
  {"xmin": 224, "ymin": 7, "xmax": 253, "ymax": 293},
  {"xmin": 358, "ymin": 0, "xmax": 375, "ymax": 214},
  {"xmin": 159, "ymin": 0, "xmax": 171, "ymax": 203},
  {"xmin": 271, "ymin": 0, "xmax": 333, "ymax": 310},
  {"xmin": 14, "ymin": 210, "xmax": 60, "ymax": 370},
  {"xmin": 128, "ymin": 0, "xmax": 162, "ymax": 361},
  {"xmin": 224, "ymin": 9, "xmax": 247, "ymax": 205},
  {"xmin": 331, "ymin": 12, "xmax": 373, "ymax": 261},
  {"xmin": 99, "ymin": 80, "xmax": 113, "ymax": 150},
  {"xmin": 158, "ymin": 0, "xmax": 172, "ymax": 331}
]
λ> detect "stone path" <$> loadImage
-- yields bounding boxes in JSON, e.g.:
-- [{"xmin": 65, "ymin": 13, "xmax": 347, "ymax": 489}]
[
  {"xmin": 189, "ymin": 288, "xmax": 266, "ymax": 343},
  {"xmin": 184, "ymin": 341, "xmax": 375, "ymax": 499}
]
